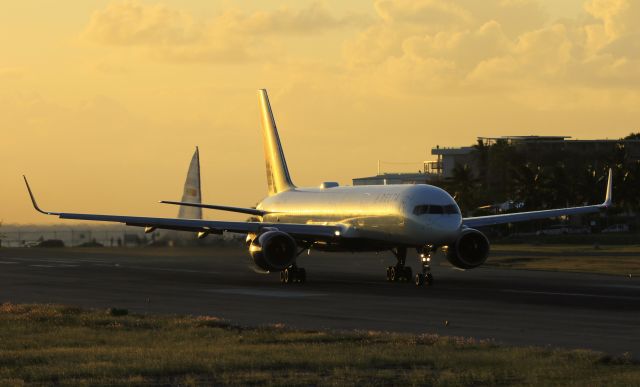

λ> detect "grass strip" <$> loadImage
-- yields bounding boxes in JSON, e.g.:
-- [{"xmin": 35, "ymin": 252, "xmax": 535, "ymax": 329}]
[
  {"xmin": 0, "ymin": 303, "xmax": 637, "ymax": 386},
  {"xmin": 485, "ymin": 244, "xmax": 640, "ymax": 276}
]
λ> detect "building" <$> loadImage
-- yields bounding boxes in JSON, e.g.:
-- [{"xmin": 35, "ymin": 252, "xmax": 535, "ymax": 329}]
[
  {"xmin": 353, "ymin": 172, "xmax": 435, "ymax": 186},
  {"xmin": 431, "ymin": 136, "xmax": 640, "ymax": 179},
  {"xmin": 430, "ymin": 146, "xmax": 474, "ymax": 179},
  {"xmin": 352, "ymin": 135, "xmax": 640, "ymax": 185}
]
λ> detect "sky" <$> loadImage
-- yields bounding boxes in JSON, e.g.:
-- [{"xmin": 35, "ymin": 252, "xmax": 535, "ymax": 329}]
[{"xmin": 2, "ymin": 0, "xmax": 639, "ymax": 224}]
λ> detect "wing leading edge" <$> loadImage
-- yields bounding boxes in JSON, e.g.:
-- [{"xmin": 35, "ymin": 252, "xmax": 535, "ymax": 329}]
[
  {"xmin": 463, "ymin": 168, "xmax": 612, "ymax": 229},
  {"xmin": 160, "ymin": 200, "xmax": 267, "ymax": 217},
  {"xmin": 23, "ymin": 176, "xmax": 341, "ymax": 241}
]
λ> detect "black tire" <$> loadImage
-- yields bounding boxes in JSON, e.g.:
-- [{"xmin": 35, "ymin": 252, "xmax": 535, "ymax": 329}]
[
  {"xmin": 425, "ymin": 272, "xmax": 434, "ymax": 286},
  {"xmin": 415, "ymin": 273, "xmax": 424, "ymax": 286},
  {"xmin": 284, "ymin": 268, "xmax": 291, "ymax": 284},
  {"xmin": 280, "ymin": 271, "xmax": 286, "ymax": 284},
  {"xmin": 390, "ymin": 266, "xmax": 397, "ymax": 282},
  {"xmin": 298, "ymin": 268, "xmax": 306, "ymax": 284},
  {"xmin": 404, "ymin": 267, "xmax": 413, "ymax": 281},
  {"xmin": 386, "ymin": 267, "xmax": 392, "ymax": 282}
]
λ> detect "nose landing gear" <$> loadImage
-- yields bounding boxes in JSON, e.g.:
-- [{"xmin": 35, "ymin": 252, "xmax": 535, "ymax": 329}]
[{"xmin": 414, "ymin": 246, "xmax": 435, "ymax": 286}]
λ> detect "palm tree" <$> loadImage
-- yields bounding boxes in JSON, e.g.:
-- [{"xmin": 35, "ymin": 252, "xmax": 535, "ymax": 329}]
[
  {"xmin": 511, "ymin": 162, "xmax": 549, "ymax": 210},
  {"xmin": 472, "ymin": 139, "xmax": 489, "ymax": 188},
  {"xmin": 447, "ymin": 163, "xmax": 478, "ymax": 216},
  {"xmin": 546, "ymin": 163, "xmax": 571, "ymax": 207}
]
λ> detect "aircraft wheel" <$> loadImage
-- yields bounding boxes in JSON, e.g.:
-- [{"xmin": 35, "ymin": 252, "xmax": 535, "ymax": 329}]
[
  {"xmin": 386, "ymin": 267, "xmax": 392, "ymax": 282},
  {"xmin": 415, "ymin": 273, "xmax": 424, "ymax": 286},
  {"xmin": 404, "ymin": 267, "xmax": 413, "ymax": 282},
  {"xmin": 284, "ymin": 268, "xmax": 293, "ymax": 284},
  {"xmin": 297, "ymin": 268, "xmax": 306, "ymax": 284},
  {"xmin": 425, "ymin": 272, "xmax": 434, "ymax": 286},
  {"xmin": 280, "ymin": 271, "xmax": 286, "ymax": 284},
  {"xmin": 390, "ymin": 266, "xmax": 398, "ymax": 282}
]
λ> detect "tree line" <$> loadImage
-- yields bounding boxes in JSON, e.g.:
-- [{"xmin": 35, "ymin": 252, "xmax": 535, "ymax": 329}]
[{"xmin": 437, "ymin": 133, "xmax": 640, "ymax": 218}]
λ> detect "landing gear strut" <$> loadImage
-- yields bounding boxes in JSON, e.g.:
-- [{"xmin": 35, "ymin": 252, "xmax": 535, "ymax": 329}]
[
  {"xmin": 280, "ymin": 265, "xmax": 306, "ymax": 284},
  {"xmin": 280, "ymin": 245, "xmax": 310, "ymax": 285},
  {"xmin": 386, "ymin": 247, "xmax": 412, "ymax": 282},
  {"xmin": 414, "ymin": 246, "xmax": 435, "ymax": 286}
]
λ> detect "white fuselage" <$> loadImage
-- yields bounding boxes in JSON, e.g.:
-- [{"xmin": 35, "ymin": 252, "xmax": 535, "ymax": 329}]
[{"xmin": 257, "ymin": 184, "xmax": 462, "ymax": 249}]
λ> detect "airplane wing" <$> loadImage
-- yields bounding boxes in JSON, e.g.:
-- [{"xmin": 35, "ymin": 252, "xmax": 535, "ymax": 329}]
[
  {"xmin": 23, "ymin": 177, "xmax": 341, "ymax": 241},
  {"xmin": 463, "ymin": 168, "xmax": 612, "ymax": 228},
  {"xmin": 160, "ymin": 200, "xmax": 267, "ymax": 217}
]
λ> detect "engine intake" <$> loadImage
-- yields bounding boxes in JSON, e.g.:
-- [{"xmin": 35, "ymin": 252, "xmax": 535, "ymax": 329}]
[
  {"xmin": 249, "ymin": 230, "xmax": 297, "ymax": 272},
  {"xmin": 446, "ymin": 228, "xmax": 490, "ymax": 269}
]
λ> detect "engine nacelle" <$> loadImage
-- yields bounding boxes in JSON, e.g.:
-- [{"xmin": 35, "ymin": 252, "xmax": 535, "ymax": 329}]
[
  {"xmin": 446, "ymin": 228, "xmax": 490, "ymax": 269},
  {"xmin": 249, "ymin": 230, "xmax": 297, "ymax": 272}
]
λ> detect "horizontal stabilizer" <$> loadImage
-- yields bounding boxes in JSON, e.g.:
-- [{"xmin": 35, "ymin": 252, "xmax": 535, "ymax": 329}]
[{"xmin": 160, "ymin": 200, "xmax": 267, "ymax": 217}]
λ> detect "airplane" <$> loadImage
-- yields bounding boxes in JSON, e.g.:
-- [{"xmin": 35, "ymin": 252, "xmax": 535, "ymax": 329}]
[
  {"xmin": 161, "ymin": 146, "xmax": 203, "ymax": 245},
  {"xmin": 23, "ymin": 89, "xmax": 613, "ymax": 286},
  {"xmin": 177, "ymin": 146, "xmax": 203, "ymax": 220}
]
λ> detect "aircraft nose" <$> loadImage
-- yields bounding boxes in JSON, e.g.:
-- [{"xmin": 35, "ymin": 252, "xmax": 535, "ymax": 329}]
[{"xmin": 433, "ymin": 215, "xmax": 462, "ymax": 239}]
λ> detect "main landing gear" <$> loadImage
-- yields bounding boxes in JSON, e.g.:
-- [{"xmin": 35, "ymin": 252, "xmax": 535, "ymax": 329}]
[
  {"xmin": 386, "ymin": 247, "xmax": 413, "ymax": 282},
  {"xmin": 279, "ymin": 245, "xmax": 311, "ymax": 285},
  {"xmin": 280, "ymin": 265, "xmax": 306, "ymax": 284},
  {"xmin": 414, "ymin": 246, "xmax": 435, "ymax": 286}
]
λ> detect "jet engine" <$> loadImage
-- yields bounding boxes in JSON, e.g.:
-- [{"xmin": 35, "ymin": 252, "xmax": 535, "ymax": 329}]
[
  {"xmin": 446, "ymin": 228, "xmax": 490, "ymax": 269},
  {"xmin": 249, "ymin": 230, "xmax": 298, "ymax": 272}
]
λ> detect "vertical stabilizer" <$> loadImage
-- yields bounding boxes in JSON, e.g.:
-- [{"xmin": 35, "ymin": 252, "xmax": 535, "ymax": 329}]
[
  {"xmin": 178, "ymin": 147, "xmax": 202, "ymax": 219},
  {"xmin": 258, "ymin": 89, "xmax": 295, "ymax": 195}
]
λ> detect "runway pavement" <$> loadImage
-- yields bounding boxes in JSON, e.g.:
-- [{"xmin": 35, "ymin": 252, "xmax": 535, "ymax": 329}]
[{"xmin": 0, "ymin": 246, "xmax": 638, "ymax": 356}]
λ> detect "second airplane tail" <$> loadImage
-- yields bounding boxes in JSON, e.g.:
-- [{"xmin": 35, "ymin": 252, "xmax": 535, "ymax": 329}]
[
  {"xmin": 177, "ymin": 146, "xmax": 202, "ymax": 219},
  {"xmin": 258, "ymin": 89, "xmax": 296, "ymax": 196}
]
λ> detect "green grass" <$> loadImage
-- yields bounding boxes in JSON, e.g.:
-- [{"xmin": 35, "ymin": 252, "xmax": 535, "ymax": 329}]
[
  {"xmin": 0, "ymin": 304, "xmax": 637, "ymax": 386},
  {"xmin": 486, "ymin": 244, "xmax": 640, "ymax": 276}
]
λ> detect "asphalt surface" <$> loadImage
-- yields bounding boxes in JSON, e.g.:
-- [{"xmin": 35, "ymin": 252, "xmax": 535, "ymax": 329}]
[{"xmin": 1, "ymin": 246, "xmax": 639, "ymax": 356}]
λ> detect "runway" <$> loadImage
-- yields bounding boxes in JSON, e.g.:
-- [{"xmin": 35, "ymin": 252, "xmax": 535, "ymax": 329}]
[{"xmin": 0, "ymin": 246, "xmax": 638, "ymax": 356}]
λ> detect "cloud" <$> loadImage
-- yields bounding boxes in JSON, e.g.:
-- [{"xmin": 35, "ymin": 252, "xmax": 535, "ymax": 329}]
[
  {"xmin": 585, "ymin": 0, "xmax": 640, "ymax": 40},
  {"xmin": 343, "ymin": 0, "xmax": 640, "ymax": 100},
  {"xmin": 0, "ymin": 67, "xmax": 25, "ymax": 80},
  {"xmin": 375, "ymin": 0, "xmax": 472, "ymax": 27},
  {"xmin": 83, "ymin": 1, "xmax": 363, "ymax": 63},
  {"xmin": 223, "ymin": 3, "xmax": 362, "ymax": 35},
  {"xmin": 84, "ymin": 1, "xmax": 199, "ymax": 46}
]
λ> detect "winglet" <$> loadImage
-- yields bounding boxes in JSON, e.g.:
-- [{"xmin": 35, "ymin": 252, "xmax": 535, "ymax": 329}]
[
  {"xmin": 22, "ymin": 176, "xmax": 58, "ymax": 215},
  {"xmin": 602, "ymin": 168, "xmax": 613, "ymax": 207}
]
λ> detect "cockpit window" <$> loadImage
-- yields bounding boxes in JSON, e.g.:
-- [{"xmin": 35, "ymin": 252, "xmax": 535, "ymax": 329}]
[
  {"xmin": 413, "ymin": 204, "xmax": 459, "ymax": 216},
  {"xmin": 413, "ymin": 205, "xmax": 428, "ymax": 215},
  {"xmin": 444, "ymin": 204, "xmax": 459, "ymax": 214},
  {"xmin": 428, "ymin": 205, "xmax": 444, "ymax": 214}
]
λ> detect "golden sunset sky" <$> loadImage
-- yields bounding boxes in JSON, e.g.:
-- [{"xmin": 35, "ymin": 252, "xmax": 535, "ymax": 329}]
[{"xmin": 2, "ymin": 0, "xmax": 639, "ymax": 224}]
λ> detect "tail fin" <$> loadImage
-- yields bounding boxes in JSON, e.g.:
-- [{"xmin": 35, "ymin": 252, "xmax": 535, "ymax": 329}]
[
  {"xmin": 178, "ymin": 146, "xmax": 202, "ymax": 219},
  {"xmin": 602, "ymin": 168, "xmax": 613, "ymax": 207},
  {"xmin": 258, "ymin": 89, "xmax": 295, "ymax": 195}
]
